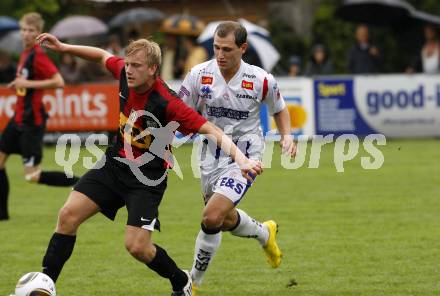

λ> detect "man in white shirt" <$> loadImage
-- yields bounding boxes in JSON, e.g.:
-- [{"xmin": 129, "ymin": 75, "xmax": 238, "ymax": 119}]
[{"xmin": 179, "ymin": 21, "xmax": 296, "ymax": 294}]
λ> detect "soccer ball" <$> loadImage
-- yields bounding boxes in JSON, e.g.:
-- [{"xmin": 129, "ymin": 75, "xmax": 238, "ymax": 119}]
[{"xmin": 15, "ymin": 272, "xmax": 56, "ymax": 296}]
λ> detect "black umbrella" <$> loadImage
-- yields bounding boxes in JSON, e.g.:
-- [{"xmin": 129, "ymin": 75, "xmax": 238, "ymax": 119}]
[
  {"xmin": 407, "ymin": 10, "xmax": 440, "ymax": 26},
  {"xmin": 335, "ymin": 0, "xmax": 414, "ymax": 26},
  {"xmin": 109, "ymin": 8, "xmax": 165, "ymax": 29}
]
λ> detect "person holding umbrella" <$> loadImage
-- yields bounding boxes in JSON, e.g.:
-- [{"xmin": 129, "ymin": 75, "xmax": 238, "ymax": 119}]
[
  {"xmin": 406, "ymin": 24, "xmax": 440, "ymax": 74},
  {"xmin": 347, "ymin": 24, "xmax": 382, "ymax": 74},
  {"xmin": 179, "ymin": 21, "xmax": 296, "ymax": 294}
]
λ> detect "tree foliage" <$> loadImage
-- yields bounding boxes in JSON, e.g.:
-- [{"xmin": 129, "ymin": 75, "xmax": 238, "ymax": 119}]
[
  {"xmin": 0, "ymin": 0, "xmax": 92, "ymax": 32},
  {"xmin": 268, "ymin": 18, "xmax": 307, "ymax": 74}
]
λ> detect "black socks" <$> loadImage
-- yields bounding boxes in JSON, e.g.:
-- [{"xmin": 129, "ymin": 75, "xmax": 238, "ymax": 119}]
[
  {"xmin": 0, "ymin": 168, "xmax": 9, "ymax": 220},
  {"xmin": 41, "ymin": 234, "xmax": 187, "ymax": 291},
  {"xmin": 38, "ymin": 171, "xmax": 79, "ymax": 187},
  {"xmin": 146, "ymin": 244, "xmax": 188, "ymax": 291},
  {"xmin": 0, "ymin": 169, "xmax": 78, "ymax": 220},
  {"xmin": 42, "ymin": 233, "xmax": 77, "ymax": 282}
]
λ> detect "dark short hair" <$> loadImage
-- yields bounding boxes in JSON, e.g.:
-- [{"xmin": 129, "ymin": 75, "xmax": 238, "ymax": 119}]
[{"xmin": 214, "ymin": 21, "xmax": 247, "ymax": 47}]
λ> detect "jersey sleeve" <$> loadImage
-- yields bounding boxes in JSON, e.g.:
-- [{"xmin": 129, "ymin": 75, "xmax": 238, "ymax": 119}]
[
  {"xmin": 166, "ymin": 97, "xmax": 207, "ymax": 135},
  {"xmin": 262, "ymin": 74, "xmax": 286, "ymax": 115},
  {"xmin": 105, "ymin": 56, "xmax": 124, "ymax": 80},
  {"xmin": 178, "ymin": 69, "xmax": 199, "ymax": 111},
  {"xmin": 34, "ymin": 51, "xmax": 58, "ymax": 79}
]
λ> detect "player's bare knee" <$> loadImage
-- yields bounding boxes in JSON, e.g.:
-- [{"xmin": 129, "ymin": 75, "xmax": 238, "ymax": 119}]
[
  {"xmin": 125, "ymin": 239, "xmax": 153, "ymax": 261},
  {"xmin": 220, "ymin": 220, "xmax": 236, "ymax": 232},
  {"xmin": 144, "ymin": 243, "xmax": 156, "ymax": 262},
  {"xmin": 202, "ymin": 213, "xmax": 224, "ymax": 229},
  {"xmin": 56, "ymin": 206, "xmax": 80, "ymax": 234},
  {"xmin": 221, "ymin": 211, "xmax": 238, "ymax": 230},
  {"xmin": 125, "ymin": 241, "xmax": 141, "ymax": 259}
]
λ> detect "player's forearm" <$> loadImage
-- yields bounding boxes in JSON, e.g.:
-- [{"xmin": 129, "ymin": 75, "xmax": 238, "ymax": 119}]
[
  {"xmin": 273, "ymin": 107, "xmax": 291, "ymax": 136},
  {"xmin": 198, "ymin": 121, "xmax": 248, "ymax": 166},
  {"xmin": 25, "ymin": 73, "xmax": 64, "ymax": 89},
  {"xmin": 60, "ymin": 43, "xmax": 111, "ymax": 65}
]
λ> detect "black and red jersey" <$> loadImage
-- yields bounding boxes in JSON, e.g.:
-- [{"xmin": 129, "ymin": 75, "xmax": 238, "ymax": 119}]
[
  {"xmin": 14, "ymin": 44, "xmax": 58, "ymax": 128},
  {"xmin": 105, "ymin": 56, "xmax": 207, "ymax": 174}
]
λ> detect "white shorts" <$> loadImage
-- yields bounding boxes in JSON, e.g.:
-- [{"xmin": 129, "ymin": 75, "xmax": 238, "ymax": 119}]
[{"xmin": 201, "ymin": 163, "xmax": 253, "ymax": 205}]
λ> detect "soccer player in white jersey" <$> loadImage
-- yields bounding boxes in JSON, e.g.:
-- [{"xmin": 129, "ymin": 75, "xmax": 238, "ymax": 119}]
[{"xmin": 179, "ymin": 21, "xmax": 296, "ymax": 294}]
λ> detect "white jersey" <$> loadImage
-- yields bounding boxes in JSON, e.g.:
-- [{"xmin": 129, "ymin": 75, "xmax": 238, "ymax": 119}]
[{"xmin": 180, "ymin": 59, "xmax": 285, "ymax": 173}]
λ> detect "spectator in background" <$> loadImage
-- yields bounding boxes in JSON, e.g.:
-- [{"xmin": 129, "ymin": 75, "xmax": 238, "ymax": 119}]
[
  {"xmin": 182, "ymin": 36, "xmax": 207, "ymax": 77},
  {"xmin": 160, "ymin": 34, "xmax": 184, "ymax": 81},
  {"xmin": 127, "ymin": 29, "xmax": 140, "ymax": 42},
  {"xmin": 79, "ymin": 59, "xmax": 113, "ymax": 82},
  {"xmin": 105, "ymin": 34, "xmax": 123, "ymax": 57},
  {"xmin": 304, "ymin": 44, "xmax": 333, "ymax": 76},
  {"xmin": 347, "ymin": 24, "xmax": 381, "ymax": 74},
  {"xmin": 287, "ymin": 55, "xmax": 301, "ymax": 77},
  {"xmin": 59, "ymin": 53, "xmax": 81, "ymax": 84},
  {"xmin": 407, "ymin": 24, "xmax": 440, "ymax": 74},
  {"xmin": 0, "ymin": 50, "xmax": 16, "ymax": 83}
]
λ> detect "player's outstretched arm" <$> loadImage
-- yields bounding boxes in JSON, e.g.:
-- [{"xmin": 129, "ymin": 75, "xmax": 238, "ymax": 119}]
[
  {"xmin": 36, "ymin": 33, "xmax": 112, "ymax": 67},
  {"xmin": 274, "ymin": 107, "xmax": 297, "ymax": 157},
  {"xmin": 7, "ymin": 72, "xmax": 64, "ymax": 90},
  {"xmin": 198, "ymin": 121, "xmax": 263, "ymax": 182}
]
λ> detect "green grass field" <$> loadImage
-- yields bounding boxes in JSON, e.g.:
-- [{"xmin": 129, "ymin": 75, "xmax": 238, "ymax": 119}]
[{"xmin": 1, "ymin": 139, "xmax": 439, "ymax": 296}]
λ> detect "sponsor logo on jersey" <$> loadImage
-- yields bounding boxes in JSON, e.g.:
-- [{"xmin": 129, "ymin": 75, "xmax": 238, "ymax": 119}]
[
  {"xmin": 119, "ymin": 112, "xmax": 152, "ymax": 149},
  {"xmin": 242, "ymin": 80, "xmax": 254, "ymax": 90},
  {"xmin": 201, "ymin": 85, "xmax": 212, "ymax": 95},
  {"xmin": 178, "ymin": 86, "xmax": 190, "ymax": 98},
  {"xmin": 199, "ymin": 94, "xmax": 212, "ymax": 99},
  {"xmin": 242, "ymin": 73, "xmax": 256, "ymax": 79},
  {"xmin": 199, "ymin": 85, "xmax": 212, "ymax": 99},
  {"xmin": 236, "ymin": 93, "xmax": 257, "ymax": 100},
  {"xmin": 145, "ymin": 119, "xmax": 160, "ymax": 128},
  {"xmin": 16, "ymin": 68, "xmax": 29, "ymax": 96},
  {"xmin": 20, "ymin": 68, "xmax": 29, "ymax": 79},
  {"xmin": 206, "ymin": 105, "xmax": 249, "ymax": 120},
  {"xmin": 201, "ymin": 76, "xmax": 213, "ymax": 84},
  {"xmin": 201, "ymin": 69, "xmax": 214, "ymax": 75},
  {"xmin": 219, "ymin": 177, "xmax": 245, "ymax": 195},
  {"xmin": 273, "ymin": 82, "xmax": 281, "ymax": 100}
]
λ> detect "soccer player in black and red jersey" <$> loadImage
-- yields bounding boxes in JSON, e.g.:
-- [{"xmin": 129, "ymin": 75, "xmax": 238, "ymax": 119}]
[
  {"xmin": 35, "ymin": 32, "xmax": 262, "ymax": 296},
  {"xmin": 0, "ymin": 13, "xmax": 79, "ymax": 221}
]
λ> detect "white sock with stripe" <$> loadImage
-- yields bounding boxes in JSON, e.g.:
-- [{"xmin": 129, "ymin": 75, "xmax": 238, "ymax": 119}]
[{"xmin": 229, "ymin": 209, "xmax": 269, "ymax": 246}]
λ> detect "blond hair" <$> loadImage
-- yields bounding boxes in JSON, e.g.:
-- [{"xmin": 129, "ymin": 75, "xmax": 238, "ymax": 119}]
[
  {"xmin": 125, "ymin": 39, "xmax": 162, "ymax": 77},
  {"xmin": 19, "ymin": 12, "xmax": 44, "ymax": 32}
]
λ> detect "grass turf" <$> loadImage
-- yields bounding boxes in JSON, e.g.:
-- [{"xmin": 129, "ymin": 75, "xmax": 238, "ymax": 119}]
[{"xmin": 0, "ymin": 139, "xmax": 439, "ymax": 295}]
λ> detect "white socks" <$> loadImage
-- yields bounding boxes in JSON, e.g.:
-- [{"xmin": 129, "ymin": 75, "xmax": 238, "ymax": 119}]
[
  {"xmin": 230, "ymin": 209, "xmax": 269, "ymax": 246},
  {"xmin": 190, "ymin": 209, "xmax": 269, "ymax": 287},
  {"xmin": 190, "ymin": 228, "xmax": 222, "ymax": 286}
]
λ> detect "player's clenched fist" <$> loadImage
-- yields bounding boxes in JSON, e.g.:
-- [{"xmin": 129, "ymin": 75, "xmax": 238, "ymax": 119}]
[
  {"xmin": 36, "ymin": 33, "xmax": 65, "ymax": 52},
  {"xmin": 240, "ymin": 159, "xmax": 263, "ymax": 182}
]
